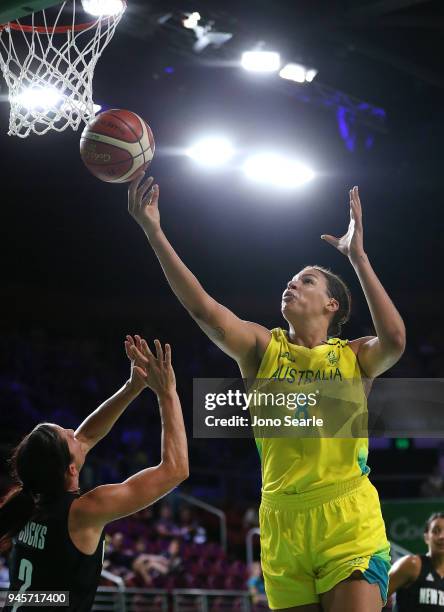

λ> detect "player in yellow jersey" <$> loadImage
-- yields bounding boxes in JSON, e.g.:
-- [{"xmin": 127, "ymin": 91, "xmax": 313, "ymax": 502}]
[{"xmin": 128, "ymin": 177, "xmax": 405, "ymax": 612}]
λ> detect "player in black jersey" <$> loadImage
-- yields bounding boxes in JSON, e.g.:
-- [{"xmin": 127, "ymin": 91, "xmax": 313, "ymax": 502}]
[
  {"xmin": 0, "ymin": 336, "xmax": 188, "ymax": 611},
  {"xmin": 388, "ymin": 512, "xmax": 444, "ymax": 611}
]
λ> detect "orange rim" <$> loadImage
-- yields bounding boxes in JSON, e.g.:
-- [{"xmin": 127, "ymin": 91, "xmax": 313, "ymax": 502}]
[{"xmin": 0, "ymin": 0, "xmax": 126, "ymax": 34}]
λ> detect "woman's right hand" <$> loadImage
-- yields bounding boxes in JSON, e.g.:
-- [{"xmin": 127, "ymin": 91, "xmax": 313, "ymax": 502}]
[
  {"xmin": 128, "ymin": 172, "xmax": 161, "ymax": 239},
  {"xmin": 129, "ymin": 339, "xmax": 176, "ymax": 397}
]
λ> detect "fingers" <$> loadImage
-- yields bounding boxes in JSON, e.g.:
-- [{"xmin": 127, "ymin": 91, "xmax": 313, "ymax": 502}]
[
  {"xmin": 128, "ymin": 172, "xmax": 158, "ymax": 218},
  {"xmin": 154, "ymin": 339, "xmax": 164, "ymax": 362},
  {"xmin": 349, "ymin": 186, "xmax": 362, "ymax": 210},
  {"xmin": 125, "ymin": 335, "xmax": 135, "ymax": 360},
  {"xmin": 141, "ymin": 183, "xmax": 159, "ymax": 208},
  {"xmin": 349, "ymin": 185, "xmax": 362, "ymax": 226},
  {"xmin": 320, "ymin": 234, "xmax": 340, "ymax": 248},
  {"xmin": 129, "ymin": 344, "xmax": 149, "ymax": 364},
  {"xmin": 150, "ymin": 184, "xmax": 159, "ymax": 207},
  {"xmin": 140, "ymin": 339, "xmax": 154, "ymax": 360},
  {"xmin": 133, "ymin": 365, "xmax": 148, "ymax": 381},
  {"xmin": 133, "ymin": 338, "xmax": 170, "ymax": 364},
  {"xmin": 135, "ymin": 334, "xmax": 143, "ymax": 353},
  {"xmin": 138, "ymin": 176, "xmax": 154, "ymax": 202},
  {"xmin": 128, "ymin": 171, "xmax": 146, "ymax": 210},
  {"xmin": 165, "ymin": 343, "xmax": 172, "ymax": 367}
]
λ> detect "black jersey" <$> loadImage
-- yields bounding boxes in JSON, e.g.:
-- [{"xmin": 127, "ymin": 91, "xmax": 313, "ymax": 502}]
[
  {"xmin": 394, "ymin": 555, "xmax": 444, "ymax": 611},
  {"xmin": 6, "ymin": 491, "xmax": 104, "ymax": 611}
]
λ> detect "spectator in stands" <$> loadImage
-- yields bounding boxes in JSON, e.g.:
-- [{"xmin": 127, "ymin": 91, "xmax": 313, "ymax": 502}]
[
  {"xmin": 133, "ymin": 535, "xmax": 149, "ymax": 556},
  {"xmin": 161, "ymin": 537, "xmax": 184, "ymax": 574},
  {"xmin": 248, "ymin": 562, "xmax": 268, "ymax": 607},
  {"xmin": 132, "ymin": 554, "xmax": 168, "ymax": 587},
  {"xmin": 178, "ymin": 506, "xmax": 206, "ymax": 544},
  {"xmin": 131, "ymin": 538, "xmax": 186, "ymax": 586},
  {"xmin": 155, "ymin": 502, "xmax": 180, "ymax": 539},
  {"xmin": 420, "ymin": 466, "xmax": 444, "ymax": 498},
  {"xmin": 107, "ymin": 533, "xmax": 178, "ymax": 587},
  {"xmin": 108, "ymin": 532, "xmax": 131, "ymax": 565},
  {"xmin": 105, "ymin": 532, "xmax": 135, "ymax": 582}
]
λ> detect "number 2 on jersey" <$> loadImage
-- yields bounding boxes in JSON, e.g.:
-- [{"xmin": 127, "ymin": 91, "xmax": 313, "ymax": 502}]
[{"xmin": 11, "ymin": 558, "xmax": 33, "ymax": 612}]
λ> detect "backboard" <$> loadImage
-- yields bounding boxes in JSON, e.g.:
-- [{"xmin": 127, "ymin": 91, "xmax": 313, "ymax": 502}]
[{"xmin": 0, "ymin": 1, "xmax": 61, "ymax": 25}]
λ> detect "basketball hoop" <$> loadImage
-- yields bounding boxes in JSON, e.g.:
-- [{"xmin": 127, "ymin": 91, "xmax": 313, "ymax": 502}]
[{"xmin": 0, "ymin": 1, "xmax": 126, "ymax": 137}]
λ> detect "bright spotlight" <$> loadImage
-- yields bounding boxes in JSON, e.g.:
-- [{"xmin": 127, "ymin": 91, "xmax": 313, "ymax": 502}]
[
  {"xmin": 187, "ymin": 138, "xmax": 234, "ymax": 167},
  {"xmin": 305, "ymin": 68, "xmax": 318, "ymax": 83},
  {"xmin": 14, "ymin": 87, "xmax": 62, "ymax": 110},
  {"xmin": 81, "ymin": 0, "xmax": 125, "ymax": 17},
  {"xmin": 241, "ymin": 51, "xmax": 281, "ymax": 73},
  {"xmin": 183, "ymin": 12, "xmax": 201, "ymax": 29},
  {"xmin": 243, "ymin": 153, "xmax": 314, "ymax": 188},
  {"xmin": 279, "ymin": 63, "xmax": 318, "ymax": 83}
]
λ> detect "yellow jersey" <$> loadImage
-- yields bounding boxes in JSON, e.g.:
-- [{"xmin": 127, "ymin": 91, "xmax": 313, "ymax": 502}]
[{"xmin": 252, "ymin": 328, "xmax": 369, "ymax": 496}]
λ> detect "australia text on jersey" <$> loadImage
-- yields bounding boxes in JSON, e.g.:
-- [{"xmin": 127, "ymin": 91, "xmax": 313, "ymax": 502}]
[{"xmin": 271, "ymin": 365, "xmax": 343, "ymax": 384}]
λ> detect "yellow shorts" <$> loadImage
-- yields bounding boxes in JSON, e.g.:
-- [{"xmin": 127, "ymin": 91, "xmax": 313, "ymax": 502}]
[{"xmin": 259, "ymin": 476, "xmax": 391, "ymax": 610}]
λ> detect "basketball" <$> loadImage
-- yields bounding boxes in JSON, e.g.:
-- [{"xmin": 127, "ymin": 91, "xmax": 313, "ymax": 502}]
[{"xmin": 80, "ymin": 109, "xmax": 155, "ymax": 183}]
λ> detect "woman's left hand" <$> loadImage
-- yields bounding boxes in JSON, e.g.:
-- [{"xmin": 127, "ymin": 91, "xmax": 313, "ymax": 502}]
[
  {"xmin": 125, "ymin": 334, "xmax": 148, "ymax": 394},
  {"xmin": 321, "ymin": 186, "xmax": 365, "ymax": 263}
]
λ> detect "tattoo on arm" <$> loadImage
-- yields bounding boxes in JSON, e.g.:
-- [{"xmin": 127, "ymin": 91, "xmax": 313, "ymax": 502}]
[{"xmin": 212, "ymin": 326, "xmax": 226, "ymax": 340}]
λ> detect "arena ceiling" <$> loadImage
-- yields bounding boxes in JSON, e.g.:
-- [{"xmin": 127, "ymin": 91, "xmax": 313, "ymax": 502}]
[{"xmin": 123, "ymin": 0, "xmax": 444, "ymax": 113}]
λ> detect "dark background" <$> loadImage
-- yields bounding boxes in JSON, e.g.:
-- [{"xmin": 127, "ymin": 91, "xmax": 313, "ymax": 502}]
[{"xmin": 1, "ymin": 0, "xmax": 443, "ymax": 508}]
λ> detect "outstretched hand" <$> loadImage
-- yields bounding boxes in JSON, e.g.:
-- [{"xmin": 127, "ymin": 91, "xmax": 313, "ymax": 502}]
[
  {"xmin": 125, "ymin": 334, "xmax": 150, "ymax": 394},
  {"xmin": 128, "ymin": 171, "xmax": 160, "ymax": 238},
  {"xmin": 321, "ymin": 186, "xmax": 365, "ymax": 263},
  {"xmin": 126, "ymin": 337, "xmax": 176, "ymax": 397}
]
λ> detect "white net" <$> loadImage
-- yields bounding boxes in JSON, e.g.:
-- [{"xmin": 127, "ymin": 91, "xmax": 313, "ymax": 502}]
[{"xmin": 0, "ymin": 1, "xmax": 126, "ymax": 137}]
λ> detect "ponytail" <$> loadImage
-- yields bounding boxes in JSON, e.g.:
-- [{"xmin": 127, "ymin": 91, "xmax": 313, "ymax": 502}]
[
  {"xmin": 0, "ymin": 488, "xmax": 35, "ymax": 552},
  {"xmin": 0, "ymin": 423, "xmax": 71, "ymax": 551}
]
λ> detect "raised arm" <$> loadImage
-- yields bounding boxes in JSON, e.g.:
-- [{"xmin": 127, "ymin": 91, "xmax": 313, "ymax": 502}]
[
  {"xmin": 128, "ymin": 174, "xmax": 270, "ymax": 376},
  {"xmin": 72, "ymin": 340, "xmax": 188, "ymax": 527},
  {"xmin": 322, "ymin": 186, "xmax": 406, "ymax": 378}
]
